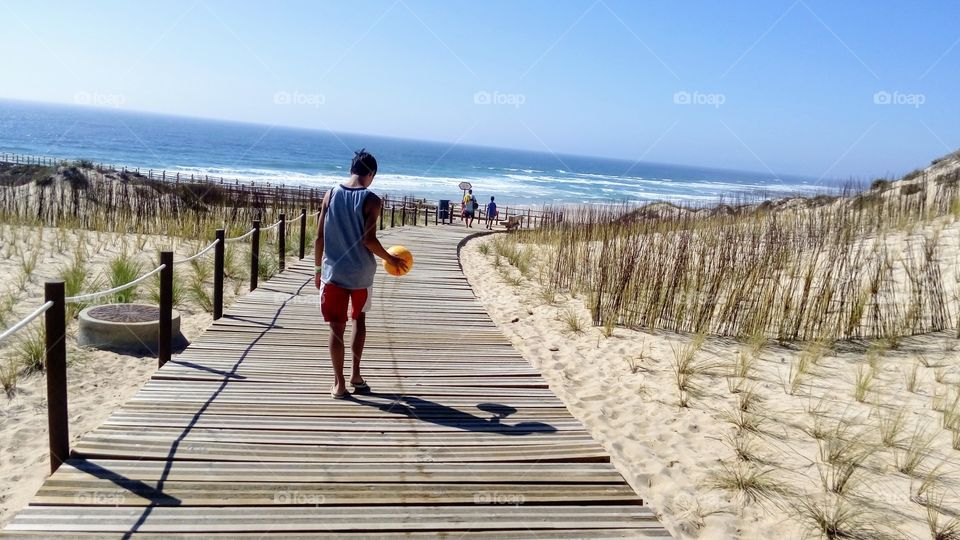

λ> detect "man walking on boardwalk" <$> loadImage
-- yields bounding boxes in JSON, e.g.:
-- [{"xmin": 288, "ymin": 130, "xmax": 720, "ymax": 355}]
[{"xmin": 315, "ymin": 149, "xmax": 408, "ymax": 399}]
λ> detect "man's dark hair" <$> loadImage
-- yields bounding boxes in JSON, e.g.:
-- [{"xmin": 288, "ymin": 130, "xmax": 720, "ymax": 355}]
[
  {"xmin": 350, "ymin": 148, "xmax": 378, "ymax": 177},
  {"xmin": 490, "ymin": 196, "xmax": 495, "ymax": 201}
]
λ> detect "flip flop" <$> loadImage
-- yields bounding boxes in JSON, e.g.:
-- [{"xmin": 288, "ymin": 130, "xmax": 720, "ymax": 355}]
[
  {"xmin": 331, "ymin": 386, "xmax": 349, "ymax": 399},
  {"xmin": 350, "ymin": 380, "xmax": 371, "ymax": 393}
]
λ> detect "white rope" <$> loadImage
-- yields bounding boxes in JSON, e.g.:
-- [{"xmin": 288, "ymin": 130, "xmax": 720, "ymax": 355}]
[
  {"xmin": 260, "ymin": 219, "xmax": 282, "ymax": 232},
  {"xmin": 224, "ymin": 227, "xmax": 256, "ymax": 243},
  {"xmin": 0, "ymin": 301, "xmax": 54, "ymax": 344},
  {"xmin": 66, "ymin": 264, "xmax": 166, "ymax": 304},
  {"xmin": 174, "ymin": 239, "xmax": 220, "ymax": 265},
  {"xmin": 309, "ymin": 210, "xmax": 321, "ymax": 218}
]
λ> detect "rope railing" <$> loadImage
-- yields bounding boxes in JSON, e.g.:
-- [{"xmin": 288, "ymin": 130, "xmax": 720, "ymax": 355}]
[
  {"xmin": 174, "ymin": 239, "xmax": 220, "ymax": 265},
  {"xmin": 0, "ymin": 301, "xmax": 55, "ymax": 344},
  {"xmin": 259, "ymin": 218, "xmax": 283, "ymax": 232},
  {"xmin": 65, "ymin": 264, "xmax": 166, "ymax": 304},
  {"xmin": 1, "ymin": 214, "xmax": 314, "ymax": 476},
  {"xmin": 225, "ymin": 227, "xmax": 256, "ymax": 243}
]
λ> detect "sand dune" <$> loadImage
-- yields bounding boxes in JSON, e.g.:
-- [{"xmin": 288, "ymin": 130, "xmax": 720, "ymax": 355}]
[{"xmin": 461, "ymin": 219, "xmax": 960, "ymax": 539}]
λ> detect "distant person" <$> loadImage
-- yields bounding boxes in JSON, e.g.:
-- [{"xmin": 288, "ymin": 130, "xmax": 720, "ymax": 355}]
[
  {"xmin": 462, "ymin": 189, "xmax": 476, "ymax": 228},
  {"xmin": 316, "ymin": 149, "xmax": 408, "ymax": 399},
  {"xmin": 485, "ymin": 196, "xmax": 498, "ymax": 229}
]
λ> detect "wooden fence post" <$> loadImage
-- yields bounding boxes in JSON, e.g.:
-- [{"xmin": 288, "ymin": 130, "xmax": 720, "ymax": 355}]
[
  {"xmin": 434, "ymin": 205, "xmax": 438, "ymax": 226},
  {"xmin": 391, "ymin": 206, "xmax": 396, "ymax": 228},
  {"xmin": 278, "ymin": 214, "xmax": 286, "ymax": 272},
  {"xmin": 214, "ymin": 230, "xmax": 225, "ymax": 320},
  {"xmin": 44, "ymin": 281, "xmax": 68, "ymax": 474},
  {"xmin": 380, "ymin": 204, "xmax": 385, "ymax": 230},
  {"xmin": 250, "ymin": 220, "xmax": 261, "ymax": 291},
  {"xmin": 299, "ymin": 208, "xmax": 307, "ymax": 260},
  {"xmin": 401, "ymin": 204, "xmax": 406, "ymax": 226},
  {"xmin": 159, "ymin": 251, "xmax": 173, "ymax": 368}
]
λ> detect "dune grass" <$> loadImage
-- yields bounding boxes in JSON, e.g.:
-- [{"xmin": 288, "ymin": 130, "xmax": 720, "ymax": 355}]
[
  {"xmin": 0, "ymin": 354, "xmax": 19, "ymax": 395},
  {"xmin": 795, "ymin": 492, "xmax": 879, "ymax": 540},
  {"xmin": 707, "ymin": 462, "xmax": 778, "ymax": 506},
  {"xmin": 13, "ymin": 324, "xmax": 46, "ymax": 373},
  {"xmin": 107, "ymin": 252, "xmax": 143, "ymax": 303},
  {"xmin": 926, "ymin": 494, "xmax": 960, "ymax": 540},
  {"xmin": 669, "ymin": 332, "xmax": 708, "ymax": 407},
  {"xmin": 853, "ymin": 364, "xmax": 876, "ymax": 403},
  {"xmin": 904, "ymin": 362, "xmax": 920, "ymax": 393},
  {"xmin": 896, "ymin": 424, "xmax": 934, "ymax": 476},
  {"xmin": 0, "ymin": 162, "xmax": 319, "ymax": 241},
  {"xmin": 502, "ymin": 165, "xmax": 960, "ymax": 341},
  {"xmin": 876, "ymin": 406, "xmax": 906, "ymax": 447}
]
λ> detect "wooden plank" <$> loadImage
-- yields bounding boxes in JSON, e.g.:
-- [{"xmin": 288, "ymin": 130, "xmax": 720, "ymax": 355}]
[
  {"xmin": 99, "ymin": 414, "xmax": 585, "ymax": 433},
  {"xmin": 49, "ymin": 459, "xmax": 628, "ymax": 483},
  {"xmin": 1, "ymin": 528, "xmax": 670, "ymax": 539},
  {"xmin": 72, "ymin": 439, "xmax": 612, "ymax": 463},
  {"xmin": 116, "ymin": 401, "xmax": 574, "ymax": 419},
  {"xmin": 33, "ymin": 481, "xmax": 639, "ymax": 506},
  {"xmin": 5, "ymin": 505, "xmax": 659, "ymax": 533}
]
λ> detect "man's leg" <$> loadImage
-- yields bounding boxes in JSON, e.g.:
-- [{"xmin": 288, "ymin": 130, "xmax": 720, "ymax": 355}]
[
  {"xmin": 328, "ymin": 321, "xmax": 347, "ymax": 395},
  {"xmin": 350, "ymin": 314, "xmax": 366, "ymax": 385}
]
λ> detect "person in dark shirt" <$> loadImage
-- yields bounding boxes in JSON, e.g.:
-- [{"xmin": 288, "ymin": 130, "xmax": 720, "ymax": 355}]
[{"xmin": 485, "ymin": 196, "xmax": 498, "ymax": 229}]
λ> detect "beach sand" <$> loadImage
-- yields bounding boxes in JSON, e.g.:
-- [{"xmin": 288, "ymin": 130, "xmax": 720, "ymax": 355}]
[
  {"xmin": 461, "ymin": 227, "xmax": 960, "ymax": 540},
  {"xmin": 0, "ymin": 224, "xmax": 264, "ymax": 528}
]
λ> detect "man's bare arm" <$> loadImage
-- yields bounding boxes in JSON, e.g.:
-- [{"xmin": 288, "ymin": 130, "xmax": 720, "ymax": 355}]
[{"xmin": 314, "ymin": 190, "xmax": 330, "ymax": 287}]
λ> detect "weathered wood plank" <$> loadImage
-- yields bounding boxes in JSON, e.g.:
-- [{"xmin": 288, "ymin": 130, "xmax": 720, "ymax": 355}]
[{"xmin": 6, "ymin": 505, "xmax": 659, "ymax": 533}]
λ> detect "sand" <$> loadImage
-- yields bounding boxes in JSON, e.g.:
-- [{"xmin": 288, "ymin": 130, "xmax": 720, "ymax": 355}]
[
  {"xmin": 0, "ymin": 224, "xmax": 266, "ymax": 528},
  {"xmin": 461, "ymin": 230, "xmax": 960, "ymax": 540}
]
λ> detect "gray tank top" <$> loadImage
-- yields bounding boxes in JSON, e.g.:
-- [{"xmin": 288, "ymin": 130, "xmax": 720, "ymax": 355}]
[{"xmin": 320, "ymin": 185, "xmax": 377, "ymax": 289}]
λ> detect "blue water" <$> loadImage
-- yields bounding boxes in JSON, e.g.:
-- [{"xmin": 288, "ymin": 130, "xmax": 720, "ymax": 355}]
[{"xmin": 0, "ymin": 99, "xmax": 828, "ymax": 205}]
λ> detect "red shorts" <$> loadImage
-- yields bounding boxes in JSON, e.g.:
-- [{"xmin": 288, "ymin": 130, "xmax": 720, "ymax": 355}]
[{"xmin": 320, "ymin": 282, "xmax": 372, "ymax": 323}]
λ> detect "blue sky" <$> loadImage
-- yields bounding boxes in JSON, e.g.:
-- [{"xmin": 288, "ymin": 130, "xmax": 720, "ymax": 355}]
[{"xmin": 0, "ymin": 0, "xmax": 958, "ymax": 179}]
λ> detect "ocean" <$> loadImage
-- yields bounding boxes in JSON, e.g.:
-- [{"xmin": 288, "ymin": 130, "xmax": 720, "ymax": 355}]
[{"xmin": 0, "ymin": 99, "xmax": 828, "ymax": 205}]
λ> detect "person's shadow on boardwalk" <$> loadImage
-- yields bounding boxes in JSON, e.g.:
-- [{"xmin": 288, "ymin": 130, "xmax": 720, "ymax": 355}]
[{"xmin": 346, "ymin": 392, "xmax": 557, "ymax": 435}]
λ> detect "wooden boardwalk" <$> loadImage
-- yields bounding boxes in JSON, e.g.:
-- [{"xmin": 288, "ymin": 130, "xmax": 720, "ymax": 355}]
[{"xmin": 2, "ymin": 226, "xmax": 670, "ymax": 538}]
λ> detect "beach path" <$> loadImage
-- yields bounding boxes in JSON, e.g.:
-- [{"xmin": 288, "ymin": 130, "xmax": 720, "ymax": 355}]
[{"xmin": 1, "ymin": 225, "xmax": 670, "ymax": 538}]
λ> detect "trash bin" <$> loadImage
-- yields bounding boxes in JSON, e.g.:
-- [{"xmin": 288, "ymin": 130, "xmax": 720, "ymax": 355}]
[{"xmin": 438, "ymin": 200, "xmax": 450, "ymax": 221}]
